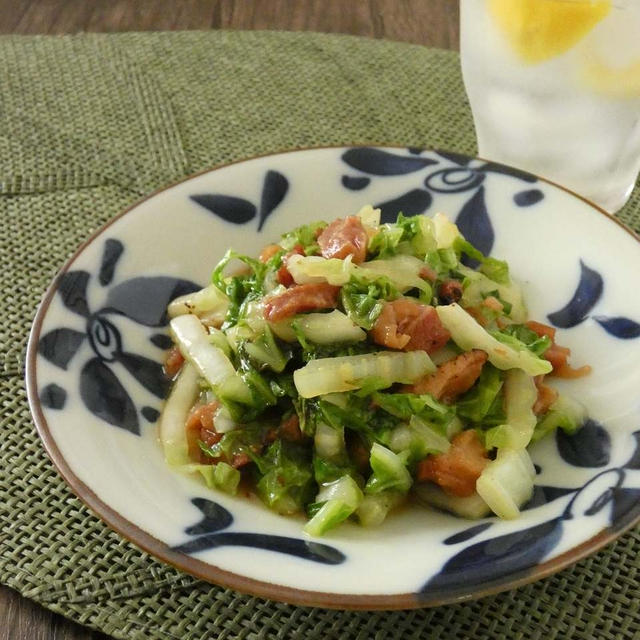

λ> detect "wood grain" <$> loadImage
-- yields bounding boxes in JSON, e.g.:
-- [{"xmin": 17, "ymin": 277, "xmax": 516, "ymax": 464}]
[
  {"xmin": 0, "ymin": 1, "xmax": 459, "ymax": 639},
  {"xmin": 1, "ymin": 585, "xmax": 109, "ymax": 640},
  {"xmin": 0, "ymin": 0, "xmax": 460, "ymax": 49}
]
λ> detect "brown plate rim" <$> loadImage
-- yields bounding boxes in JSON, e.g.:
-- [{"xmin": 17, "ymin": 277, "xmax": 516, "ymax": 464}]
[{"xmin": 25, "ymin": 143, "xmax": 640, "ymax": 610}]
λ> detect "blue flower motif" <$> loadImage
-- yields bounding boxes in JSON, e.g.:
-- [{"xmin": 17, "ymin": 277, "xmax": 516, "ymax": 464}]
[
  {"xmin": 340, "ymin": 147, "xmax": 543, "ymax": 258},
  {"xmin": 38, "ymin": 239, "xmax": 200, "ymax": 435}
]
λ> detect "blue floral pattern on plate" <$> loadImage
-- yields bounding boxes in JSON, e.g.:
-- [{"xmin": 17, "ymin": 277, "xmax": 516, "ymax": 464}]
[
  {"xmin": 37, "ymin": 238, "xmax": 200, "ymax": 434},
  {"xmin": 27, "ymin": 147, "xmax": 640, "ymax": 608}
]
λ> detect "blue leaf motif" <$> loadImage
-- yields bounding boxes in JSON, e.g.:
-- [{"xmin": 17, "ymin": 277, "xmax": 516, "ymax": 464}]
[
  {"xmin": 104, "ymin": 277, "xmax": 200, "ymax": 327},
  {"xmin": 623, "ymin": 431, "xmax": 640, "ymax": 470},
  {"xmin": 341, "ymin": 175, "xmax": 370, "ymax": 191},
  {"xmin": 377, "ymin": 189, "xmax": 432, "ymax": 223},
  {"xmin": 186, "ymin": 497, "xmax": 234, "ymax": 535},
  {"xmin": 79, "ymin": 357, "xmax": 139, "ymax": 434},
  {"xmin": 556, "ymin": 419, "xmax": 610, "ymax": 468},
  {"xmin": 593, "ymin": 316, "xmax": 640, "ymax": 339},
  {"xmin": 258, "ymin": 170, "xmax": 288, "ymax": 231},
  {"xmin": 443, "ymin": 522, "xmax": 493, "ymax": 545},
  {"xmin": 190, "ymin": 194, "xmax": 256, "ymax": 224},
  {"xmin": 149, "ymin": 333, "xmax": 173, "ymax": 349},
  {"xmin": 478, "ymin": 161, "xmax": 538, "ymax": 183},
  {"xmin": 99, "ymin": 239, "xmax": 124, "ymax": 286},
  {"xmin": 547, "ymin": 261, "xmax": 604, "ymax": 328},
  {"xmin": 609, "ymin": 487, "xmax": 640, "ymax": 532},
  {"xmin": 522, "ymin": 485, "xmax": 577, "ymax": 511},
  {"xmin": 116, "ymin": 351, "xmax": 171, "ymax": 399},
  {"xmin": 38, "ymin": 327, "xmax": 85, "ymax": 370},
  {"xmin": 58, "ymin": 271, "xmax": 91, "ymax": 317},
  {"xmin": 514, "ymin": 189, "xmax": 544, "ymax": 207},
  {"xmin": 341, "ymin": 148, "xmax": 438, "ymax": 176},
  {"xmin": 455, "ymin": 186, "xmax": 494, "ymax": 264},
  {"xmin": 141, "ymin": 406, "xmax": 160, "ymax": 422},
  {"xmin": 171, "ymin": 532, "xmax": 345, "ymax": 564},
  {"xmin": 40, "ymin": 383, "xmax": 67, "ymax": 410},
  {"xmin": 420, "ymin": 518, "xmax": 563, "ymax": 597},
  {"xmin": 435, "ymin": 150, "xmax": 472, "ymax": 166}
]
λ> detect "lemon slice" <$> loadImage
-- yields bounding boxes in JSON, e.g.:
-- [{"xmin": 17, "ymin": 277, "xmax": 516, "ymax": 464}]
[{"xmin": 489, "ymin": 0, "xmax": 611, "ymax": 64}]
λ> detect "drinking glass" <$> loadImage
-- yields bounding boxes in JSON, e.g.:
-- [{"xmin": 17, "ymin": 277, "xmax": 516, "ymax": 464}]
[{"xmin": 460, "ymin": 0, "xmax": 640, "ymax": 212}]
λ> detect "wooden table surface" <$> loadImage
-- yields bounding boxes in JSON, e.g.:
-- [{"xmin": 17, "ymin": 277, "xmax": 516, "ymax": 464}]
[{"xmin": 1, "ymin": 2, "xmax": 459, "ymax": 638}]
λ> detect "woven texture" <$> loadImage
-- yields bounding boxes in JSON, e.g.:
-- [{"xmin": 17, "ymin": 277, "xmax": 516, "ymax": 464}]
[{"xmin": 1, "ymin": 31, "xmax": 638, "ymax": 640}]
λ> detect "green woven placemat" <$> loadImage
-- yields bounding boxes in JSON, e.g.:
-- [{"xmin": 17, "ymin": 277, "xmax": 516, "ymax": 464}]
[{"xmin": 1, "ymin": 31, "xmax": 639, "ymax": 640}]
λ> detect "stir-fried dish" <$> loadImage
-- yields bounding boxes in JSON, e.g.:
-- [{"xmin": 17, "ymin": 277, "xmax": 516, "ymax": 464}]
[{"xmin": 159, "ymin": 206, "xmax": 590, "ymax": 536}]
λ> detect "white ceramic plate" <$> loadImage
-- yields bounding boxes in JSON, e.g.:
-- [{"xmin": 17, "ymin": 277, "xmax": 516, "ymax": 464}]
[{"xmin": 27, "ymin": 147, "xmax": 640, "ymax": 609}]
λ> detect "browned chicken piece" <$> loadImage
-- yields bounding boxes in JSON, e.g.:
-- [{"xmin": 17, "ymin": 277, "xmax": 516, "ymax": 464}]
[
  {"xmin": 185, "ymin": 402, "xmax": 221, "ymax": 462},
  {"xmin": 526, "ymin": 320, "xmax": 591, "ymax": 378},
  {"xmin": 370, "ymin": 299, "xmax": 451, "ymax": 353},
  {"xmin": 416, "ymin": 430, "xmax": 489, "ymax": 497},
  {"xmin": 403, "ymin": 349, "xmax": 488, "ymax": 403},
  {"xmin": 163, "ymin": 345, "xmax": 185, "ymax": 378},
  {"xmin": 276, "ymin": 244, "xmax": 305, "ymax": 287},
  {"xmin": 263, "ymin": 283, "xmax": 340, "ymax": 322},
  {"xmin": 317, "ymin": 215, "xmax": 368, "ymax": 264}
]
